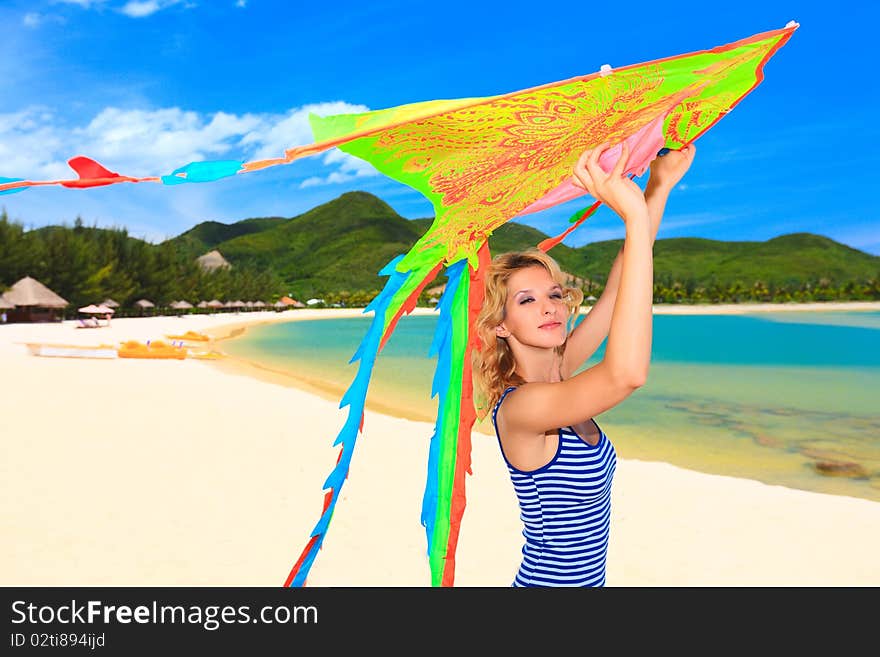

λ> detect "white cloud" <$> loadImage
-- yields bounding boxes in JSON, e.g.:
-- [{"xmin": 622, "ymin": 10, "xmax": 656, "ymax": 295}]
[
  {"xmin": 235, "ymin": 0, "xmax": 247, "ymax": 7},
  {"xmin": 22, "ymin": 12, "xmax": 66, "ymax": 27},
  {"xmin": 299, "ymin": 148, "xmax": 379, "ymax": 188},
  {"xmin": 0, "ymin": 109, "xmax": 70, "ymax": 180},
  {"xmin": 119, "ymin": 1, "xmax": 181, "ymax": 18},
  {"xmin": 120, "ymin": 1, "xmax": 159, "ymax": 17},
  {"xmin": 56, "ymin": 0, "xmax": 188, "ymax": 18},
  {"xmin": 73, "ymin": 107, "xmax": 262, "ymax": 174},
  {"xmin": 0, "ymin": 101, "xmax": 374, "ymax": 185},
  {"xmin": 242, "ymin": 101, "xmax": 370, "ymax": 161},
  {"xmin": 54, "ymin": 0, "xmax": 107, "ymax": 7}
]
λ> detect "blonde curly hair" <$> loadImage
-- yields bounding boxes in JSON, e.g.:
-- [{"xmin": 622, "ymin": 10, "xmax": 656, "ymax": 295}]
[{"xmin": 472, "ymin": 248, "xmax": 583, "ymax": 420}]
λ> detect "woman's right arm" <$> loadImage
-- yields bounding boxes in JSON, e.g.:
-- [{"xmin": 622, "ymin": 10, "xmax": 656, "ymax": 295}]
[{"xmin": 501, "ymin": 143, "xmax": 655, "ymax": 434}]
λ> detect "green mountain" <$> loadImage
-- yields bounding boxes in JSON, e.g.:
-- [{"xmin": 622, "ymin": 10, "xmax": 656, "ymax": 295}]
[
  {"xmin": 161, "ymin": 191, "xmax": 879, "ymax": 299},
  {"xmin": 172, "ymin": 216, "xmax": 289, "ymax": 257},
  {"xmin": 170, "ymin": 191, "xmax": 428, "ymax": 296},
  {"xmin": 573, "ymin": 233, "xmax": 880, "ymax": 288}
]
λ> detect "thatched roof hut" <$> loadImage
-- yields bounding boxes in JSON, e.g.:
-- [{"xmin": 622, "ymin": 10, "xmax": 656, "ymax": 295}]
[
  {"xmin": 3, "ymin": 276, "xmax": 68, "ymax": 322},
  {"xmin": 5, "ymin": 276, "xmax": 68, "ymax": 307},
  {"xmin": 196, "ymin": 250, "xmax": 231, "ymax": 271}
]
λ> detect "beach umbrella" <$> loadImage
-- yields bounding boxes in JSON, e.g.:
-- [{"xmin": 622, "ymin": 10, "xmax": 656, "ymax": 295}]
[
  {"xmin": 101, "ymin": 298, "xmax": 120, "ymax": 309},
  {"xmin": 197, "ymin": 301, "xmax": 210, "ymax": 309},
  {"xmin": 94, "ymin": 304, "xmax": 115, "ymax": 314},
  {"xmin": 77, "ymin": 303, "xmax": 108, "ymax": 327},
  {"xmin": 224, "ymin": 300, "xmax": 245, "ymax": 312},
  {"xmin": 207, "ymin": 299, "xmax": 224, "ymax": 309},
  {"xmin": 133, "ymin": 299, "xmax": 156, "ymax": 317},
  {"xmin": 252, "ymin": 300, "xmax": 267, "ymax": 308},
  {"xmin": 168, "ymin": 300, "xmax": 193, "ymax": 318}
]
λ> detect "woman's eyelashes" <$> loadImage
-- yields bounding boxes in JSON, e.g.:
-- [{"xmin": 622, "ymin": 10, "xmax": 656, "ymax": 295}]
[{"xmin": 518, "ymin": 292, "xmax": 563, "ymax": 305}]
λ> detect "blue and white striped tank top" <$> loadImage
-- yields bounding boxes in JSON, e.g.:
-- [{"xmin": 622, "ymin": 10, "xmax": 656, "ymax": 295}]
[{"xmin": 492, "ymin": 385, "xmax": 617, "ymax": 587}]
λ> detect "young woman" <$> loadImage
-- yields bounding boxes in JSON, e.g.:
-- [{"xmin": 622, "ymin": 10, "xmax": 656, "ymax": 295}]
[{"xmin": 473, "ymin": 141, "xmax": 696, "ymax": 586}]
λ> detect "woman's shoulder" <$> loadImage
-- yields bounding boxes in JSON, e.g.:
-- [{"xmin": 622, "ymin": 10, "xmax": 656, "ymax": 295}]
[
  {"xmin": 491, "ymin": 378, "xmax": 572, "ymax": 431},
  {"xmin": 491, "ymin": 385, "xmax": 518, "ymax": 417}
]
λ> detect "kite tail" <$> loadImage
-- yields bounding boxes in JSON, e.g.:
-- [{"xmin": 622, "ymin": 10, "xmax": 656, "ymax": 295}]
[
  {"xmin": 421, "ymin": 241, "xmax": 490, "ymax": 586},
  {"xmin": 284, "ymin": 253, "xmax": 442, "ymax": 587}
]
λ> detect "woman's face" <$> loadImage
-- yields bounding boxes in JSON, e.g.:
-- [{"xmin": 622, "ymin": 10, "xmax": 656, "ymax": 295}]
[{"xmin": 495, "ymin": 265, "xmax": 568, "ymax": 349}]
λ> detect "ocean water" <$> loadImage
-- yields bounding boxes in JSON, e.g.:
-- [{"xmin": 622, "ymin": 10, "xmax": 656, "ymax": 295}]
[{"xmin": 222, "ymin": 310, "xmax": 880, "ymax": 503}]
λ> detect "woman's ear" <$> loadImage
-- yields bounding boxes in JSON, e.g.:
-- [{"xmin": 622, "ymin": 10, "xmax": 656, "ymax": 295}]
[{"xmin": 495, "ymin": 323, "xmax": 511, "ymax": 339}]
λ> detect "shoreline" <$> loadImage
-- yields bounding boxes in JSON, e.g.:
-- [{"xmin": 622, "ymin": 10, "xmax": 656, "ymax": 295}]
[
  {"xmin": 197, "ymin": 299, "xmax": 880, "ymax": 430},
  {"xmin": 199, "ymin": 308, "xmax": 444, "ymax": 425},
  {"xmin": 1, "ymin": 304, "xmax": 879, "ymax": 585}
]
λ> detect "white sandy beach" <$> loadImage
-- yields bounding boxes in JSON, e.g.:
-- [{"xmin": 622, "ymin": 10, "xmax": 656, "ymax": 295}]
[{"xmin": 2, "ymin": 302, "xmax": 879, "ymax": 586}]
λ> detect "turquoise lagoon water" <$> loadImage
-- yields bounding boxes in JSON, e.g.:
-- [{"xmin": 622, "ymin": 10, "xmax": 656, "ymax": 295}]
[{"xmin": 222, "ymin": 310, "xmax": 880, "ymax": 503}]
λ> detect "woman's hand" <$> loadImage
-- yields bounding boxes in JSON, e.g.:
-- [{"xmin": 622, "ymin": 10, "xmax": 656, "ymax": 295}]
[
  {"xmin": 571, "ymin": 142, "xmax": 648, "ymax": 223},
  {"xmin": 647, "ymin": 143, "xmax": 697, "ymax": 191}
]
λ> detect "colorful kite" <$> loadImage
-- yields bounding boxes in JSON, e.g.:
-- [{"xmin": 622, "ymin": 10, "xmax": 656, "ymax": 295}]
[{"xmin": 2, "ymin": 24, "xmax": 798, "ymax": 586}]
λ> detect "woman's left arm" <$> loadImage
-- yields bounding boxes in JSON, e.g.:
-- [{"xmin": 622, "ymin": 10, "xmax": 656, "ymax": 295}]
[{"xmin": 561, "ymin": 145, "xmax": 696, "ymax": 377}]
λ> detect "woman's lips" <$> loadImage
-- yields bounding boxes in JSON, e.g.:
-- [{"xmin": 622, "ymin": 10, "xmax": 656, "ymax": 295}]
[{"xmin": 539, "ymin": 321, "xmax": 562, "ymax": 329}]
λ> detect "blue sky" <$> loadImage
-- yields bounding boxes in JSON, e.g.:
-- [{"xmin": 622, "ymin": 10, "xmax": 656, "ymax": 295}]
[{"xmin": 1, "ymin": 0, "xmax": 878, "ymax": 254}]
